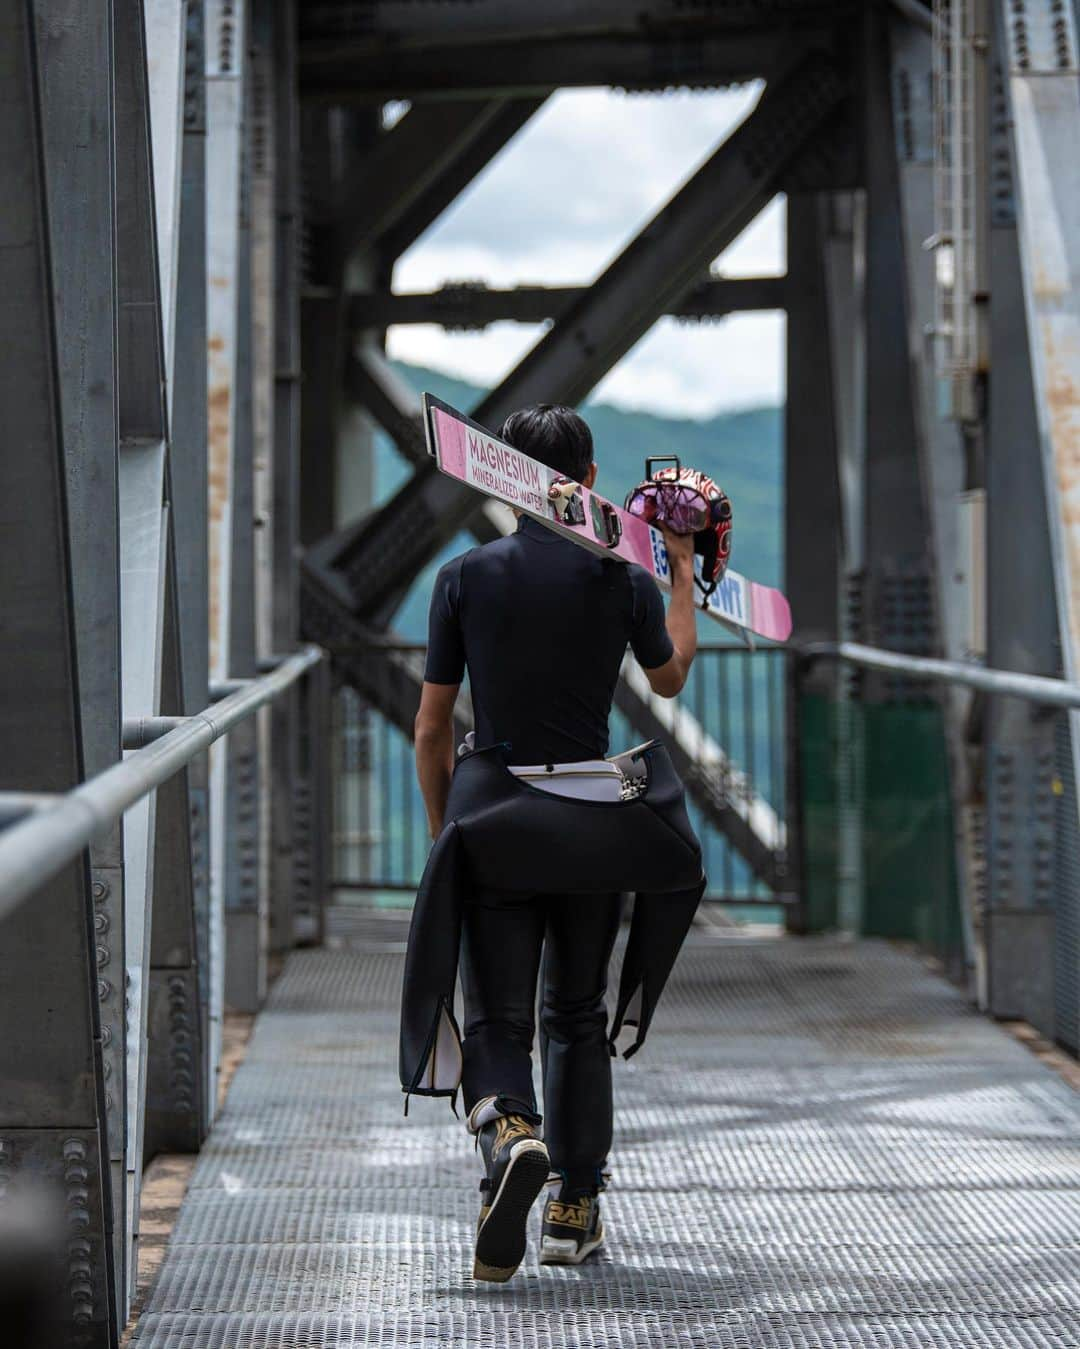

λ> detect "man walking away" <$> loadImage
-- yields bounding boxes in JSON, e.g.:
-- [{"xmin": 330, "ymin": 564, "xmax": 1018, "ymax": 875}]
[{"xmin": 414, "ymin": 404, "xmax": 698, "ymax": 1281}]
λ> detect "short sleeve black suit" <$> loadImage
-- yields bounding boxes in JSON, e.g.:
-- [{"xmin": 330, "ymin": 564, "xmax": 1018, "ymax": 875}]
[{"xmin": 425, "ymin": 515, "xmax": 673, "ymax": 765}]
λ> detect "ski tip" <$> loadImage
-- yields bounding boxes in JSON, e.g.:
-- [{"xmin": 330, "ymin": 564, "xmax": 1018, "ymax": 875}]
[{"xmin": 750, "ymin": 583, "xmax": 793, "ymax": 643}]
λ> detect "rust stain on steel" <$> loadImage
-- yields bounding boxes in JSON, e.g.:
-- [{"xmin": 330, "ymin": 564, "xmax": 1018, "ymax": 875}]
[
  {"xmin": 1042, "ymin": 314, "xmax": 1080, "ymax": 661},
  {"xmin": 207, "ymin": 372, "xmax": 232, "ymax": 676},
  {"xmin": 208, "ymin": 335, "xmax": 224, "ymax": 352}
]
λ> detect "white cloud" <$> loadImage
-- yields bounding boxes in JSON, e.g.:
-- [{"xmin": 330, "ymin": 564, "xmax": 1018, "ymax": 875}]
[
  {"xmin": 386, "ymin": 86, "xmax": 786, "ymax": 417},
  {"xmin": 591, "ymin": 313, "xmax": 786, "ymax": 418}
]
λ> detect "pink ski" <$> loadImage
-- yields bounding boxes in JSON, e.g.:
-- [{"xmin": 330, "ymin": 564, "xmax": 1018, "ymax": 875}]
[{"xmin": 423, "ymin": 395, "xmax": 792, "ymax": 644}]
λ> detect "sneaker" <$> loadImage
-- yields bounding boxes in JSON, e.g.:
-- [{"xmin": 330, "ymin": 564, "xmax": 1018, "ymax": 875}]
[
  {"xmin": 539, "ymin": 1191, "xmax": 605, "ymax": 1265},
  {"xmin": 473, "ymin": 1115, "xmax": 550, "ymax": 1282}
]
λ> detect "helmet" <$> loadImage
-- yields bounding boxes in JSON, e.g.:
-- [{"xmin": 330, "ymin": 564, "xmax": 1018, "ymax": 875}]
[{"xmin": 625, "ymin": 458, "xmax": 733, "ymax": 596}]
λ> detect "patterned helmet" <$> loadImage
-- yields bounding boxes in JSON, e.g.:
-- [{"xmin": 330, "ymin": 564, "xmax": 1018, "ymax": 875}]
[{"xmin": 626, "ymin": 463, "xmax": 733, "ymax": 594}]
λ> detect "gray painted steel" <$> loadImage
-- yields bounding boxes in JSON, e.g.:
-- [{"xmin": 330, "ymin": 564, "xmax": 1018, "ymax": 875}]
[
  {"xmin": 342, "ymin": 100, "xmax": 527, "ymax": 258},
  {"xmin": 347, "ymin": 276, "xmax": 788, "ymax": 330},
  {"xmin": 996, "ymin": 0, "xmax": 1080, "ymax": 1068},
  {"xmin": 861, "ymin": 6, "xmax": 936, "ymax": 679},
  {"xmin": 984, "ymin": 8, "xmax": 1062, "ymax": 1039},
  {"xmin": 0, "ymin": 5, "xmax": 117, "ymax": 1339},
  {"xmin": 34, "ymin": 0, "xmax": 128, "ymax": 1312},
  {"xmin": 298, "ymin": 0, "xmax": 851, "ymax": 47},
  {"xmin": 133, "ymin": 922, "xmax": 1080, "ymax": 1347},
  {"xmin": 785, "ymin": 192, "xmax": 842, "ymax": 930},
  {"xmin": 373, "ymin": 99, "xmax": 546, "ymax": 261},
  {"xmin": 223, "ymin": 90, "xmax": 264, "ymax": 1014}
]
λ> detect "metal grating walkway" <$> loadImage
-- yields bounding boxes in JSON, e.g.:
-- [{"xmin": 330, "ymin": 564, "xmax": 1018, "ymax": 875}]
[{"xmin": 133, "ymin": 916, "xmax": 1080, "ymax": 1347}]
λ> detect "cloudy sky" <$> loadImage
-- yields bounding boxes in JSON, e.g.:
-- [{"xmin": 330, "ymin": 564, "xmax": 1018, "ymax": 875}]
[{"xmin": 387, "ymin": 85, "xmax": 786, "ymax": 420}]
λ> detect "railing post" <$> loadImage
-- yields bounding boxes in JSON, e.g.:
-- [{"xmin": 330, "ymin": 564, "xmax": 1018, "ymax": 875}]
[{"xmin": 294, "ymin": 660, "xmax": 333, "ymax": 943}]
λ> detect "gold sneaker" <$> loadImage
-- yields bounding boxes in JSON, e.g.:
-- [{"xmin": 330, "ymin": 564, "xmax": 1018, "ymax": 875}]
[
  {"xmin": 539, "ymin": 1191, "xmax": 605, "ymax": 1265},
  {"xmin": 473, "ymin": 1114, "xmax": 550, "ymax": 1282}
]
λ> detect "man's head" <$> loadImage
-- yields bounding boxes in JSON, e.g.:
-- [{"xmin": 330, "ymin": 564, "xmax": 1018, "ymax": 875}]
[{"xmin": 500, "ymin": 405, "xmax": 596, "ymax": 486}]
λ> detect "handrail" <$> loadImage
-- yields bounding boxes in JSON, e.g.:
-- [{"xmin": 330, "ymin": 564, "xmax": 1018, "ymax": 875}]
[
  {"xmin": 0, "ymin": 644, "xmax": 324, "ymax": 920},
  {"xmin": 806, "ymin": 641, "xmax": 1080, "ymax": 709}
]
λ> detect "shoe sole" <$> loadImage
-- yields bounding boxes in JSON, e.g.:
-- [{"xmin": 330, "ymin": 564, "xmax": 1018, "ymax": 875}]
[
  {"xmin": 539, "ymin": 1222, "xmax": 605, "ymax": 1266},
  {"xmin": 473, "ymin": 1141, "xmax": 550, "ymax": 1282}
]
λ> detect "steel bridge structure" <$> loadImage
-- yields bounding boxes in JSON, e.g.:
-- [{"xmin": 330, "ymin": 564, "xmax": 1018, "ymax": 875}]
[{"xmin": 2, "ymin": 2, "xmax": 1080, "ymax": 1346}]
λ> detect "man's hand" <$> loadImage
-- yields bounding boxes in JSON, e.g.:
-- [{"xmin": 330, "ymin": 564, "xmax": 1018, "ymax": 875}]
[{"xmin": 661, "ymin": 524, "xmax": 696, "ymax": 579}]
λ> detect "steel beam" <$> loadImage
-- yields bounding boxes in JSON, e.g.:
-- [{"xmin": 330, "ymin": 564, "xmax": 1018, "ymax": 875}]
[
  {"xmin": 333, "ymin": 57, "xmax": 846, "ymax": 627},
  {"xmin": 982, "ymin": 17, "xmax": 1060, "ymax": 1036},
  {"xmin": 995, "ymin": 0, "xmax": 1080, "ymax": 1049},
  {"xmin": 888, "ymin": 11, "xmax": 977, "ymax": 978},
  {"xmin": 985, "ymin": 199, "xmax": 1059, "ymax": 1033},
  {"xmin": 298, "ymin": 0, "xmax": 854, "ymax": 48},
  {"xmin": 141, "ymin": 1, "xmax": 209, "ymax": 1177},
  {"xmin": 251, "ymin": 0, "xmax": 277, "ymax": 969},
  {"xmin": 346, "ymin": 276, "xmax": 788, "ymax": 330},
  {"xmin": 860, "ymin": 8, "xmax": 936, "ymax": 668},
  {"xmin": 342, "ymin": 100, "xmax": 537, "ymax": 259},
  {"xmin": 0, "ymin": 6, "xmax": 116, "ymax": 1342},
  {"xmin": 376, "ymin": 99, "xmax": 544, "ymax": 263},
  {"xmin": 857, "ymin": 5, "xmax": 958, "ymax": 957},
  {"xmin": 114, "ymin": 0, "xmax": 174, "ymax": 1306},
  {"xmin": 300, "ymin": 31, "xmax": 786, "ymax": 102},
  {"xmin": 269, "ymin": 0, "xmax": 302, "ymax": 953},
  {"xmin": 224, "ymin": 160, "xmax": 264, "ymax": 1012},
  {"xmin": 298, "ymin": 106, "xmax": 381, "ymax": 546},
  {"xmin": 205, "ymin": 0, "xmax": 249, "ymax": 1114},
  {"xmin": 145, "ymin": 0, "xmax": 187, "ymax": 401},
  {"xmin": 821, "ymin": 192, "xmax": 867, "ymax": 938},
  {"xmin": 170, "ymin": 0, "xmax": 214, "ymax": 1136},
  {"xmin": 145, "ymin": 542, "xmax": 205, "ymax": 1158},
  {"xmin": 785, "ymin": 192, "xmax": 843, "ymax": 933},
  {"xmin": 33, "ymin": 0, "xmax": 128, "ymax": 1313},
  {"xmin": 785, "ymin": 195, "xmax": 842, "ymax": 653}
]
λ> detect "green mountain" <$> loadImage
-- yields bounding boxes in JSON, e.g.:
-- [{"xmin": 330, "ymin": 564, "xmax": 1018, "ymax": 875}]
[{"xmin": 377, "ymin": 360, "xmax": 783, "ymax": 640}]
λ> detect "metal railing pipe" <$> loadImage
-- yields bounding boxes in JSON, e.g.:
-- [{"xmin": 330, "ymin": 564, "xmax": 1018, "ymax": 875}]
[
  {"xmin": 122, "ymin": 716, "xmax": 189, "ymax": 749},
  {"xmin": 0, "ymin": 793, "xmax": 58, "ymax": 829},
  {"xmin": 0, "ymin": 645, "xmax": 323, "ymax": 919},
  {"xmin": 808, "ymin": 641, "xmax": 1080, "ymax": 709}
]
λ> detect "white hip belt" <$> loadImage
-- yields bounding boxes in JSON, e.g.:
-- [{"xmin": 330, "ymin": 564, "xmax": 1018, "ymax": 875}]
[
  {"xmin": 455, "ymin": 735, "xmax": 656, "ymax": 803},
  {"xmin": 509, "ymin": 760, "xmax": 624, "ymax": 802}
]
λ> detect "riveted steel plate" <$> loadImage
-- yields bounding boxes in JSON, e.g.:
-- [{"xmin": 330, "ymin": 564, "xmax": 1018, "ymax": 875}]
[{"xmin": 132, "ymin": 929, "xmax": 1080, "ymax": 1348}]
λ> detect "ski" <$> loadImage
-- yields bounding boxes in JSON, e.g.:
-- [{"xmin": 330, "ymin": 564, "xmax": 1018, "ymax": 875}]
[{"xmin": 422, "ymin": 394, "xmax": 792, "ymax": 644}]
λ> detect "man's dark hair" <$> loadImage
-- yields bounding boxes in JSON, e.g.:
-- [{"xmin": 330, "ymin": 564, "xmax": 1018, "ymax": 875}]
[{"xmin": 500, "ymin": 404, "xmax": 594, "ymax": 482}]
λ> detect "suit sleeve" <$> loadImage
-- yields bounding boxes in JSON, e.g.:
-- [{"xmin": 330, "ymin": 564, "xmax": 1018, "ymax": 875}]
[
  {"xmin": 628, "ymin": 565, "xmax": 675, "ymax": 670},
  {"xmin": 423, "ymin": 557, "xmax": 466, "ymax": 685}
]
